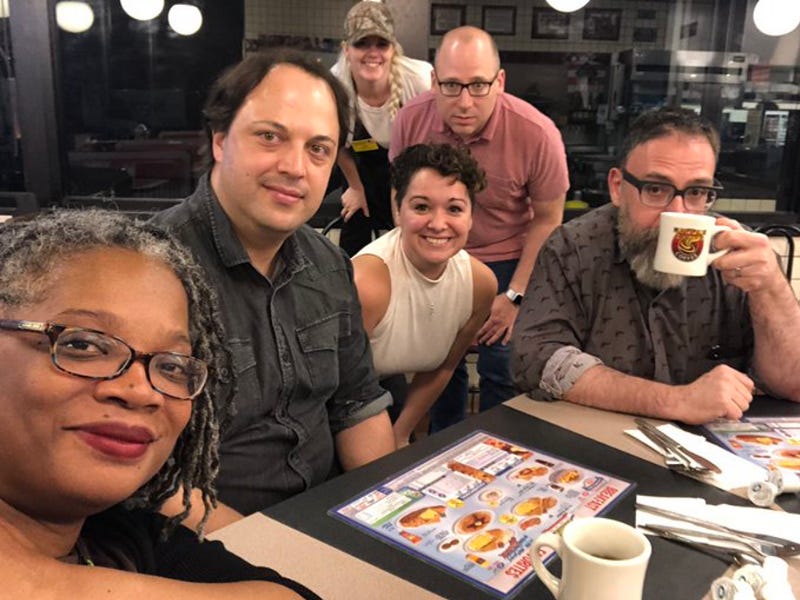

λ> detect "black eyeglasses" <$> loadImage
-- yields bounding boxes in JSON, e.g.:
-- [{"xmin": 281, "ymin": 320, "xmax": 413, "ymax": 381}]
[
  {"xmin": 0, "ymin": 319, "xmax": 208, "ymax": 401},
  {"xmin": 434, "ymin": 71, "xmax": 500, "ymax": 97},
  {"xmin": 621, "ymin": 169, "xmax": 723, "ymax": 211}
]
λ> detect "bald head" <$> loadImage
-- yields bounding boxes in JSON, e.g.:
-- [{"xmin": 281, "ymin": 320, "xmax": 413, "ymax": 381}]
[
  {"xmin": 435, "ymin": 27, "xmax": 500, "ymax": 73},
  {"xmin": 432, "ymin": 26, "xmax": 504, "ymax": 140}
]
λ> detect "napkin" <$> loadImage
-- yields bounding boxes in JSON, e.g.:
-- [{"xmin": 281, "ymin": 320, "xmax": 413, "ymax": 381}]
[
  {"xmin": 636, "ymin": 495, "xmax": 800, "ymax": 545},
  {"xmin": 625, "ymin": 423, "xmax": 767, "ymax": 492}
]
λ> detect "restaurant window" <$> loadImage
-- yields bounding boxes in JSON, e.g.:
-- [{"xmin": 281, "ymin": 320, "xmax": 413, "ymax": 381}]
[
  {"xmin": 54, "ymin": 0, "xmax": 243, "ymax": 202},
  {"xmin": 484, "ymin": 0, "xmax": 800, "ymax": 219},
  {"xmin": 4, "ymin": 0, "xmax": 799, "ymax": 222},
  {"xmin": 0, "ymin": 0, "xmax": 23, "ymax": 192}
]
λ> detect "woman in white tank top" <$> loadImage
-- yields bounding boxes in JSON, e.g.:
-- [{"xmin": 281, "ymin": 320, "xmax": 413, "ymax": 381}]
[{"xmin": 353, "ymin": 144, "xmax": 498, "ymax": 448}]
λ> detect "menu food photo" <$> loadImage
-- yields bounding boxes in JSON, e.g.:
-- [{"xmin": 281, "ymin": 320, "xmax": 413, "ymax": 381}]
[
  {"xmin": 705, "ymin": 416, "xmax": 800, "ymax": 483},
  {"xmin": 331, "ymin": 432, "xmax": 633, "ymax": 598}
]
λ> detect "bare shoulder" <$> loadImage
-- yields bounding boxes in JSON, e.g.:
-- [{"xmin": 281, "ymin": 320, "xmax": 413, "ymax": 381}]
[
  {"xmin": 351, "ymin": 255, "xmax": 392, "ymax": 334},
  {"xmin": 469, "ymin": 256, "xmax": 498, "ymax": 311}
]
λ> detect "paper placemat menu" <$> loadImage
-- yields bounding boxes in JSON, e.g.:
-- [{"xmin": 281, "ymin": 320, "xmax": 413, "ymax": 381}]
[{"xmin": 330, "ymin": 431, "xmax": 634, "ymax": 599}]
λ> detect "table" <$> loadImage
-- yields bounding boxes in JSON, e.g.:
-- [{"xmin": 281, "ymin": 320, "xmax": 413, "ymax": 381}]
[{"xmin": 211, "ymin": 396, "xmax": 800, "ymax": 599}]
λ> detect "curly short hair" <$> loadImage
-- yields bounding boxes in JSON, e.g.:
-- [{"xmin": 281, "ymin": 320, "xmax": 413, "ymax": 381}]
[
  {"xmin": 0, "ymin": 209, "xmax": 232, "ymax": 536},
  {"xmin": 391, "ymin": 143, "xmax": 487, "ymax": 207},
  {"xmin": 618, "ymin": 107, "xmax": 720, "ymax": 167}
]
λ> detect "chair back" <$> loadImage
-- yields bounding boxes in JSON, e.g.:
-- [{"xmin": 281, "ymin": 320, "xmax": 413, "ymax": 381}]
[{"xmin": 756, "ymin": 224, "xmax": 800, "ymax": 280}]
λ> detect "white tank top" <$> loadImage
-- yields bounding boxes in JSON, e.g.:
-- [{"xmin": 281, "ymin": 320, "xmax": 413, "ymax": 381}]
[{"xmin": 356, "ymin": 228, "xmax": 473, "ymax": 376}]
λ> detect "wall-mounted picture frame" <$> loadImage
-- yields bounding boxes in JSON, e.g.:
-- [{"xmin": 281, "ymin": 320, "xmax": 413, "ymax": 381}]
[
  {"xmin": 482, "ymin": 6, "xmax": 516, "ymax": 36},
  {"xmin": 582, "ymin": 9, "xmax": 622, "ymax": 41},
  {"xmin": 633, "ymin": 27, "xmax": 658, "ymax": 43},
  {"xmin": 430, "ymin": 4, "xmax": 466, "ymax": 35},
  {"xmin": 531, "ymin": 8, "xmax": 570, "ymax": 40}
]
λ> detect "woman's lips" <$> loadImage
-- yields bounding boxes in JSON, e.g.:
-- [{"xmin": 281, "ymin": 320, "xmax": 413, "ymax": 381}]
[{"xmin": 71, "ymin": 423, "xmax": 156, "ymax": 460}]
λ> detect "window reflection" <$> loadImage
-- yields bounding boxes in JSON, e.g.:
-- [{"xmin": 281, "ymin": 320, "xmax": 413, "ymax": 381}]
[
  {"xmin": 4, "ymin": 0, "xmax": 798, "ymax": 216},
  {"xmin": 56, "ymin": 0, "xmax": 242, "ymax": 198},
  {"xmin": 0, "ymin": 7, "xmax": 22, "ymax": 192}
]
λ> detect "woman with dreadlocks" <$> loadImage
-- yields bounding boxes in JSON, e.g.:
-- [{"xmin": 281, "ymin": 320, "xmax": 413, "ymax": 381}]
[
  {"xmin": 0, "ymin": 210, "xmax": 317, "ymax": 598},
  {"xmin": 331, "ymin": 0, "xmax": 432, "ymax": 256}
]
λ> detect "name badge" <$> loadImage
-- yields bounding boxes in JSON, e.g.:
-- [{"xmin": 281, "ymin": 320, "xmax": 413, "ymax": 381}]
[{"xmin": 351, "ymin": 138, "xmax": 380, "ymax": 152}]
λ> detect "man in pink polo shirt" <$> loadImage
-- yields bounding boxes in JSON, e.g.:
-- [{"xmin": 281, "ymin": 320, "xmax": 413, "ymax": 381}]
[{"xmin": 389, "ymin": 26, "xmax": 569, "ymax": 431}]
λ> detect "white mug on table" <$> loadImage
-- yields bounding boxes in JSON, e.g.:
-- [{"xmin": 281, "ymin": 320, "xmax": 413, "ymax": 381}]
[
  {"xmin": 529, "ymin": 517, "xmax": 651, "ymax": 600},
  {"xmin": 654, "ymin": 211, "xmax": 731, "ymax": 276}
]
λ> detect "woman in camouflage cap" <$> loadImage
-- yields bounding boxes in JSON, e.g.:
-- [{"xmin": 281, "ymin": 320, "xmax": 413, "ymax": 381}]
[{"xmin": 331, "ymin": 1, "xmax": 432, "ymax": 256}]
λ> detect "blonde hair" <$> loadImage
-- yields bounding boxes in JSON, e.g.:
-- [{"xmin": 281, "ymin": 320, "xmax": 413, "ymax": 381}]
[
  {"xmin": 338, "ymin": 39, "xmax": 406, "ymax": 122},
  {"xmin": 386, "ymin": 49, "xmax": 404, "ymax": 121}
]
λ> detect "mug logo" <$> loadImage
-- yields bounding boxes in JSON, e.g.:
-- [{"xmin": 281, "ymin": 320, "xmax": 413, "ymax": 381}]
[{"xmin": 671, "ymin": 227, "xmax": 705, "ymax": 262}]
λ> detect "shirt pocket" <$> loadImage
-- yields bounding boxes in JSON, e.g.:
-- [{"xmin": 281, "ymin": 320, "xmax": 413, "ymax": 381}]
[
  {"xmin": 296, "ymin": 312, "xmax": 350, "ymax": 398},
  {"xmin": 482, "ymin": 172, "xmax": 524, "ymax": 210}
]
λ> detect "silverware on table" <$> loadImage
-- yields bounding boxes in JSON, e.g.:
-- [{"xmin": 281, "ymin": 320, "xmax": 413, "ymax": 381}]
[
  {"xmin": 634, "ymin": 418, "xmax": 722, "ymax": 474},
  {"xmin": 640, "ymin": 523, "xmax": 766, "ymax": 565},
  {"xmin": 636, "ymin": 502, "xmax": 800, "ymax": 558}
]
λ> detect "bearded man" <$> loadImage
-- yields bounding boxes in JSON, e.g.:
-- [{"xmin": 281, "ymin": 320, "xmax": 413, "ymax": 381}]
[{"xmin": 511, "ymin": 107, "xmax": 800, "ymax": 424}]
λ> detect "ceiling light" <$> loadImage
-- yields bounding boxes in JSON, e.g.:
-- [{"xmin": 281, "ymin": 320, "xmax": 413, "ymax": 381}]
[
  {"xmin": 168, "ymin": 4, "xmax": 203, "ymax": 36},
  {"xmin": 56, "ymin": 1, "xmax": 95, "ymax": 33},
  {"xmin": 0, "ymin": 0, "xmax": 9, "ymax": 18},
  {"xmin": 545, "ymin": 0, "xmax": 591, "ymax": 13},
  {"xmin": 753, "ymin": 0, "xmax": 800, "ymax": 36},
  {"xmin": 120, "ymin": 0, "xmax": 164, "ymax": 21}
]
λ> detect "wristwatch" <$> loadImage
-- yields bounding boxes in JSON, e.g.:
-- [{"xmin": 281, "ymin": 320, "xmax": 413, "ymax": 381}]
[{"xmin": 504, "ymin": 287, "xmax": 524, "ymax": 306}]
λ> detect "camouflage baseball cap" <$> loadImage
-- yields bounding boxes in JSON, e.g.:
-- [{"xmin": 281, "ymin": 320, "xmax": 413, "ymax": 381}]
[{"xmin": 344, "ymin": 1, "xmax": 397, "ymax": 46}]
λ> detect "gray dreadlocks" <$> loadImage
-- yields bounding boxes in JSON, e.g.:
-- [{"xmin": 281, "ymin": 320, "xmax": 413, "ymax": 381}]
[{"xmin": 0, "ymin": 209, "xmax": 233, "ymax": 536}]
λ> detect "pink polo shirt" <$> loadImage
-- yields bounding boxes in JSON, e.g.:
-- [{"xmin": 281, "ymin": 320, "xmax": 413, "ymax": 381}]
[{"xmin": 390, "ymin": 91, "xmax": 569, "ymax": 262}]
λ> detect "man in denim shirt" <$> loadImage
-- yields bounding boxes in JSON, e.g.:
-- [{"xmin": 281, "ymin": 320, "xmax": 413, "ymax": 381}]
[{"xmin": 152, "ymin": 50, "xmax": 394, "ymax": 527}]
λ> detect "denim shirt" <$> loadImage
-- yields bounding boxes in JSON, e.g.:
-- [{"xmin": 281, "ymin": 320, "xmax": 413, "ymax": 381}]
[{"xmin": 151, "ymin": 175, "xmax": 391, "ymax": 514}]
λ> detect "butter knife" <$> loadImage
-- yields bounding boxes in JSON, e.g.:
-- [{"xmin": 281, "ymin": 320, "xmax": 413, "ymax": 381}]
[{"xmin": 634, "ymin": 418, "xmax": 722, "ymax": 474}]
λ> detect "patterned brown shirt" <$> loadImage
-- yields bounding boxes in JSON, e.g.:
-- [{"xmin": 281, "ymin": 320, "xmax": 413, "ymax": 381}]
[{"xmin": 511, "ymin": 204, "xmax": 753, "ymax": 400}]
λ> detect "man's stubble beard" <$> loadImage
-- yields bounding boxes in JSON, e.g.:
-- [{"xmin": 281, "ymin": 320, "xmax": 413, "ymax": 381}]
[{"xmin": 616, "ymin": 203, "xmax": 685, "ymax": 291}]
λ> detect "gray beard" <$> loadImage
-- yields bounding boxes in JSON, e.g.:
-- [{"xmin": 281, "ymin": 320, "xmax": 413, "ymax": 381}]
[{"xmin": 616, "ymin": 205, "xmax": 685, "ymax": 291}]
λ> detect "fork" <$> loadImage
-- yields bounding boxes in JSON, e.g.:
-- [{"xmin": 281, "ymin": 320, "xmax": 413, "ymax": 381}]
[
  {"xmin": 640, "ymin": 524, "xmax": 767, "ymax": 565},
  {"xmin": 636, "ymin": 503, "xmax": 800, "ymax": 558}
]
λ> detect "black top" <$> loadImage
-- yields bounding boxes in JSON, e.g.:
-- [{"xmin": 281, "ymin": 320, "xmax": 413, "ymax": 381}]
[{"xmin": 79, "ymin": 505, "xmax": 321, "ymax": 599}]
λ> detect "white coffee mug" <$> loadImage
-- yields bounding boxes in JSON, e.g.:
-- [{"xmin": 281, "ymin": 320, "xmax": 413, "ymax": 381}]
[
  {"xmin": 530, "ymin": 518, "xmax": 651, "ymax": 600},
  {"xmin": 653, "ymin": 212, "xmax": 731, "ymax": 276}
]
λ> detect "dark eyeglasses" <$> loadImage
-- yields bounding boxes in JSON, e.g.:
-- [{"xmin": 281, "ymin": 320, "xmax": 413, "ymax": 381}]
[
  {"xmin": 0, "ymin": 319, "xmax": 208, "ymax": 401},
  {"xmin": 434, "ymin": 71, "xmax": 500, "ymax": 97},
  {"xmin": 621, "ymin": 169, "xmax": 723, "ymax": 211}
]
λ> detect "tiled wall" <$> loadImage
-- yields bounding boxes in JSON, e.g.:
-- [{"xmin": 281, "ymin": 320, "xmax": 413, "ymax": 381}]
[
  {"xmin": 427, "ymin": 0, "xmax": 669, "ymax": 54},
  {"xmin": 768, "ymin": 236, "xmax": 800, "ymax": 299},
  {"xmin": 243, "ymin": 0, "xmax": 671, "ymax": 59},
  {"xmin": 244, "ymin": 0, "xmax": 353, "ymax": 39}
]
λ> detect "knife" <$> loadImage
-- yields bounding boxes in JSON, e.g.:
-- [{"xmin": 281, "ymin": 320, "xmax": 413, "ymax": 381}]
[{"xmin": 634, "ymin": 418, "xmax": 722, "ymax": 474}]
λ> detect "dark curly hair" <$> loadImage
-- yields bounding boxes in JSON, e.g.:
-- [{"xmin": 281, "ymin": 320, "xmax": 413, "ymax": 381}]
[
  {"xmin": 391, "ymin": 143, "xmax": 487, "ymax": 207},
  {"xmin": 617, "ymin": 107, "xmax": 720, "ymax": 168},
  {"xmin": 0, "ymin": 209, "xmax": 233, "ymax": 537}
]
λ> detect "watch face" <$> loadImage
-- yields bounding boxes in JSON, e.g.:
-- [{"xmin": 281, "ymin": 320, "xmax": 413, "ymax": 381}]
[{"xmin": 506, "ymin": 289, "xmax": 523, "ymax": 305}]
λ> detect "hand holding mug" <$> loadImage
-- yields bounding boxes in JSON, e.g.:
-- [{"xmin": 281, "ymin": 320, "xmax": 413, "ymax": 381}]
[{"xmin": 530, "ymin": 518, "xmax": 651, "ymax": 600}]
